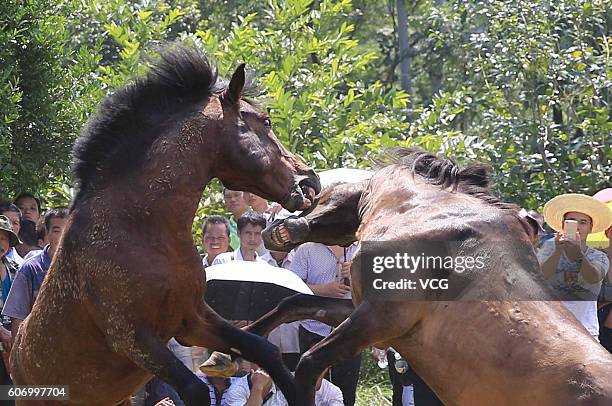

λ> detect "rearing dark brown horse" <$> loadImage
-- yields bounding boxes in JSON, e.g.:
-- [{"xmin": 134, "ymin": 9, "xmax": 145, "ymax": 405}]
[
  {"xmin": 10, "ymin": 46, "xmax": 320, "ymax": 405},
  {"xmin": 251, "ymin": 149, "xmax": 612, "ymax": 406}
]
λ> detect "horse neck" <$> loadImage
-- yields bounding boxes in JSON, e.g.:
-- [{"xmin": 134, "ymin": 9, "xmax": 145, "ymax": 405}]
[{"xmin": 118, "ymin": 119, "xmax": 217, "ymax": 233}]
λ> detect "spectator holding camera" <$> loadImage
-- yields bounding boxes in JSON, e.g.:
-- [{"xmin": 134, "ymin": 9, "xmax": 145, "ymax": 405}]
[{"xmin": 538, "ymin": 193, "xmax": 612, "ymax": 338}]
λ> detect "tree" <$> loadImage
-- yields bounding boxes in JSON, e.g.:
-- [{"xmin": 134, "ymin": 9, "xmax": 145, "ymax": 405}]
[
  {"xmin": 390, "ymin": 0, "xmax": 611, "ymax": 208},
  {"xmin": 0, "ymin": 0, "xmax": 100, "ymax": 201}
]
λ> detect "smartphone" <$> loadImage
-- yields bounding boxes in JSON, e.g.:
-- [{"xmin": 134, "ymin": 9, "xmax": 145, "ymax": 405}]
[{"xmin": 564, "ymin": 220, "xmax": 578, "ymax": 240}]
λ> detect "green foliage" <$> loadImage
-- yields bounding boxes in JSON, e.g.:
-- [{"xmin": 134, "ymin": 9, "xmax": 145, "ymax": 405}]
[
  {"xmin": 356, "ymin": 351, "xmax": 393, "ymax": 405},
  {"xmin": 394, "ymin": 0, "xmax": 611, "ymax": 208},
  {"xmin": 195, "ymin": 0, "xmax": 409, "ymax": 169},
  {"xmin": 0, "ymin": 0, "xmax": 99, "ymax": 200}
]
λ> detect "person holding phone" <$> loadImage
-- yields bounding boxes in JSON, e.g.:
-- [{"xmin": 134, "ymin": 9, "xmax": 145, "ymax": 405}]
[{"xmin": 538, "ymin": 193, "xmax": 612, "ymax": 338}]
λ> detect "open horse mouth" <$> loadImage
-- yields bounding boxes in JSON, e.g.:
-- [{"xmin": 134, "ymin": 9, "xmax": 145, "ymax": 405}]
[
  {"xmin": 299, "ymin": 179, "xmax": 318, "ymax": 209},
  {"xmin": 281, "ymin": 175, "xmax": 320, "ymax": 212}
]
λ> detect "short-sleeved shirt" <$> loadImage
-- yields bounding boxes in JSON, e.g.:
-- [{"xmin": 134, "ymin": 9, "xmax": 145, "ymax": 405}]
[
  {"xmin": 289, "ymin": 242, "xmax": 357, "ymax": 337},
  {"xmin": 265, "ymin": 250, "xmax": 300, "ymax": 354},
  {"xmin": 2, "ymin": 245, "xmax": 52, "ymax": 321},
  {"xmin": 24, "ymin": 249, "xmax": 42, "ymax": 261},
  {"xmin": 537, "ymin": 240, "xmax": 609, "ymax": 337},
  {"xmin": 225, "ymin": 374, "xmax": 286, "ymax": 406}
]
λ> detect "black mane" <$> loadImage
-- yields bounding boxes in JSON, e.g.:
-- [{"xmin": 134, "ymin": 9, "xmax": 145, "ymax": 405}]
[
  {"xmin": 71, "ymin": 45, "xmax": 221, "ymax": 208},
  {"xmin": 383, "ymin": 147, "xmax": 517, "ymax": 211}
]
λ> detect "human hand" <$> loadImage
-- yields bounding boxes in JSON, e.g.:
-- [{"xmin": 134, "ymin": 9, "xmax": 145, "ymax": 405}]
[
  {"xmin": 369, "ymin": 346, "xmax": 383, "ymax": 361},
  {"xmin": 267, "ymin": 204, "xmax": 283, "ymax": 218},
  {"xmin": 558, "ymin": 232, "xmax": 584, "ymax": 261},
  {"xmin": 250, "ymin": 369, "xmax": 273, "ymax": 395},
  {"xmin": 339, "ymin": 261, "xmax": 352, "ymax": 279},
  {"xmin": 318, "ymin": 281, "xmax": 351, "ymax": 298},
  {"xmin": 155, "ymin": 397, "xmax": 175, "ymax": 406}
]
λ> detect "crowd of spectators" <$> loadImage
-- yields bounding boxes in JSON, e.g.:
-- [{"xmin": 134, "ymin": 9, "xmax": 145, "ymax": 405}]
[{"xmin": 0, "ymin": 186, "xmax": 610, "ymax": 406}]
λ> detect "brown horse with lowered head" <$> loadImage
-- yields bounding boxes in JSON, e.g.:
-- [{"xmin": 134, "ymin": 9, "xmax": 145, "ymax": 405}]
[
  {"xmin": 250, "ymin": 149, "xmax": 612, "ymax": 406},
  {"xmin": 10, "ymin": 46, "xmax": 320, "ymax": 405}
]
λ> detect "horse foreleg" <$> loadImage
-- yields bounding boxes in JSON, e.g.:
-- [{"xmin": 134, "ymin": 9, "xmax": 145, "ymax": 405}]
[
  {"xmin": 294, "ymin": 301, "xmax": 408, "ymax": 406},
  {"xmin": 126, "ymin": 327, "xmax": 211, "ymax": 406},
  {"xmin": 178, "ymin": 305, "xmax": 296, "ymax": 406},
  {"xmin": 246, "ymin": 294, "xmax": 354, "ymax": 337},
  {"xmin": 199, "ymin": 294, "xmax": 352, "ymax": 383}
]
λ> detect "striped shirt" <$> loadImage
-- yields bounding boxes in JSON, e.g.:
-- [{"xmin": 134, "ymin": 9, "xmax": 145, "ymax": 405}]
[
  {"xmin": 289, "ymin": 242, "xmax": 357, "ymax": 337},
  {"xmin": 195, "ymin": 372, "xmax": 236, "ymax": 406}
]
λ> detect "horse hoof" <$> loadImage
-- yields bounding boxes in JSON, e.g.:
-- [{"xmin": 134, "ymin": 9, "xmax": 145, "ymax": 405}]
[{"xmin": 198, "ymin": 351, "xmax": 239, "ymax": 378}]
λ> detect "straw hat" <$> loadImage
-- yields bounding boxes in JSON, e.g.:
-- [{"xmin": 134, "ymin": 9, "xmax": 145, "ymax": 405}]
[
  {"xmin": 543, "ymin": 193, "xmax": 612, "ymax": 234},
  {"xmin": 0, "ymin": 215, "xmax": 22, "ymax": 247}
]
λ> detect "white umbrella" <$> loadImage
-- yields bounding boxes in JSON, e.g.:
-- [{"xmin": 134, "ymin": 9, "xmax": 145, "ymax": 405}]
[
  {"xmin": 318, "ymin": 168, "xmax": 373, "ymax": 189},
  {"xmin": 205, "ymin": 261, "xmax": 313, "ymax": 294},
  {"xmin": 205, "ymin": 261, "xmax": 312, "ymax": 321}
]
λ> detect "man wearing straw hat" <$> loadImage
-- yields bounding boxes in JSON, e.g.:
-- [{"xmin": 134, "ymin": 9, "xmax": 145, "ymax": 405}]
[
  {"xmin": 0, "ymin": 214, "xmax": 21, "ymax": 387},
  {"xmin": 538, "ymin": 193, "xmax": 612, "ymax": 339}
]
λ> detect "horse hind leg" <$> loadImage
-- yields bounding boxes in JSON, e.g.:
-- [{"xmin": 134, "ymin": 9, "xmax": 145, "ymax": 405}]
[
  {"xmin": 200, "ymin": 294, "xmax": 354, "ymax": 378},
  {"xmin": 294, "ymin": 301, "xmax": 406, "ymax": 406},
  {"xmin": 124, "ymin": 327, "xmax": 211, "ymax": 406}
]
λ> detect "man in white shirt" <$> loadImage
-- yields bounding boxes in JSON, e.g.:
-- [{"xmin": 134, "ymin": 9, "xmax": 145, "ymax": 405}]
[
  {"xmin": 225, "ymin": 365, "xmax": 343, "ymax": 406},
  {"xmin": 212, "ymin": 211, "xmax": 270, "ymax": 265},
  {"xmin": 201, "ymin": 215, "xmax": 231, "ymax": 268}
]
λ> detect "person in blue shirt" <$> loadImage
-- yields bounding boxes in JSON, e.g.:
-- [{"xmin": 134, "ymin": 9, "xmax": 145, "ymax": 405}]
[{"xmin": 2, "ymin": 207, "xmax": 68, "ymax": 338}]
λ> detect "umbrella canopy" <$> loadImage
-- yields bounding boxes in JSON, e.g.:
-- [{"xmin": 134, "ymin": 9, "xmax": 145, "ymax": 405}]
[
  {"xmin": 318, "ymin": 168, "xmax": 373, "ymax": 189},
  {"xmin": 205, "ymin": 261, "xmax": 312, "ymax": 321}
]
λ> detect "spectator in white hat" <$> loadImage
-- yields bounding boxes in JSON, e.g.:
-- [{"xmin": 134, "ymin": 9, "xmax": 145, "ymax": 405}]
[{"xmin": 538, "ymin": 193, "xmax": 612, "ymax": 338}]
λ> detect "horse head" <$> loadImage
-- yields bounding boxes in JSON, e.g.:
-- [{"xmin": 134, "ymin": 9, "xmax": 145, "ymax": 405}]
[{"xmin": 208, "ymin": 64, "xmax": 320, "ymax": 212}]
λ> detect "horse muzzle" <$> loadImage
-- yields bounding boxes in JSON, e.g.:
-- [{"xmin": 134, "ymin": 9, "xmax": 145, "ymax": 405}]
[{"xmin": 281, "ymin": 174, "xmax": 320, "ymax": 212}]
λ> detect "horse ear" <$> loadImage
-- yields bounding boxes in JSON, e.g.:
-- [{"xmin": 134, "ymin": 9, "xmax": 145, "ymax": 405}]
[{"xmin": 225, "ymin": 63, "xmax": 246, "ymax": 104}]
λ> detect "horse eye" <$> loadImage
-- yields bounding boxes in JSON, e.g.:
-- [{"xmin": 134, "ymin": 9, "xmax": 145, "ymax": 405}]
[{"xmin": 263, "ymin": 118, "xmax": 272, "ymax": 128}]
